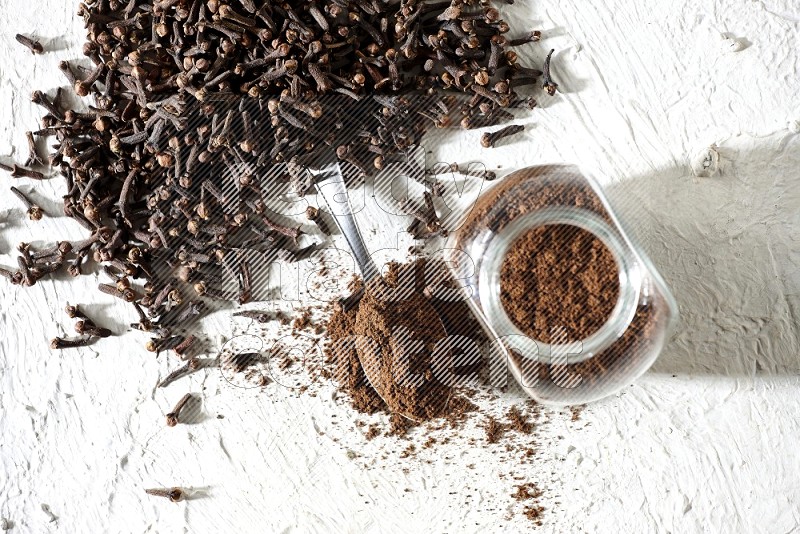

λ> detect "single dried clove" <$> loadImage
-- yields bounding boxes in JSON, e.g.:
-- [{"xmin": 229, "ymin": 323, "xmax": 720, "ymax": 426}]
[
  {"xmin": 542, "ymin": 49, "xmax": 558, "ymax": 96},
  {"xmin": 261, "ymin": 214, "xmax": 302, "ymax": 243},
  {"xmin": 233, "ymin": 310, "xmax": 272, "ymax": 323},
  {"xmin": 10, "ymin": 186, "xmax": 43, "ymax": 220},
  {"xmin": 508, "ymin": 30, "xmax": 542, "ymax": 47},
  {"xmin": 238, "ymin": 261, "xmax": 252, "ymax": 305},
  {"xmin": 481, "ymin": 125, "xmax": 525, "ymax": 148},
  {"xmin": 144, "ymin": 487, "xmax": 185, "ymax": 502},
  {"xmin": 173, "ymin": 334, "xmax": 197, "ymax": 356},
  {"xmin": 15, "ymin": 34, "xmax": 44, "ymax": 54},
  {"xmin": 50, "ymin": 336, "xmax": 94, "ymax": 349},
  {"xmin": 98, "ymin": 283, "xmax": 136, "ymax": 302},
  {"xmin": 74, "ymin": 320, "xmax": 112, "ymax": 338},
  {"xmin": 65, "ymin": 302, "xmax": 88, "ymax": 319},
  {"xmin": 305, "ymin": 206, "xmax": 331, "ymax": 236},
  {"xmin": 1, "ymin": 162, "xmax": 45, "ymax": 180},
  {"xmin": 25, "ymin": 132, "xmax": 43, "ymax": 167},
  {"xmin": 157, "ymin": 358, "xmax": 202, "ymax": 388},
  {"xmin": 165, "ymin": 392, "xmax": 193, "ymax": 427}
]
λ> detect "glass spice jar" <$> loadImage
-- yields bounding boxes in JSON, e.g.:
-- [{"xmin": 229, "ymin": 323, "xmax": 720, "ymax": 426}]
[{"xmin": 444, "ymin": 164, "xmax": 678, "ymax": 405}]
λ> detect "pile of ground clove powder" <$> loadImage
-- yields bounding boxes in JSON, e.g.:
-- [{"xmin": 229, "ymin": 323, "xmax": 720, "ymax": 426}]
[
  {"xmin": 320, "ymin": 257, "xmax": 553, "ymax": 523},
  {"xmin": 326, "ymin": 258, "xmax": 484, "ymax": 431},
  {"xmin": 316, "ymin": 258, "xmax": 554, "ymax": 525},
  {"xmin": 354, "ymin": 275, "xmax": 452, "ymax": 422}
]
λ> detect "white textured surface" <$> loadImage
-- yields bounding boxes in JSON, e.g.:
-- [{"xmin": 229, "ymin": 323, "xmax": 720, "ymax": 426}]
[{"xmin": 1, "ymin": 1, "xmax": 799, "ymax": 532}]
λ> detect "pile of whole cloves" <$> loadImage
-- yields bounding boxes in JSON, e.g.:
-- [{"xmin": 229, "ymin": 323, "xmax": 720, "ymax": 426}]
[{"xmin": 4, "ymin": 0, "xmax": 556, "ymax": 351}]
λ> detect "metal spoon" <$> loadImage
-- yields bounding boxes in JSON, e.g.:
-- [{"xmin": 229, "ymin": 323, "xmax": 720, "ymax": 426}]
[{"xmin": 310, "ymin": 157, "xmax": 451, "ymax": 422}]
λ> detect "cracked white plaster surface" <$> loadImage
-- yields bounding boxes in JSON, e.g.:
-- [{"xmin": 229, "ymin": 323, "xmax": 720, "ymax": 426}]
[{"xmin": 0, "ymin": 0, "xmax": 798, "ymax": 532}]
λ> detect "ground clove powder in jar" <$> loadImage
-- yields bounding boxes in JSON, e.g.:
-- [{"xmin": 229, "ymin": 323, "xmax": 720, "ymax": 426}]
[
  {"xmin": 451, "ymin": 165, "xmax": 670, "ymax": 401},
  {"xmin": 499, "ymin": 224, "xmax": 621, "ymax": 343}
]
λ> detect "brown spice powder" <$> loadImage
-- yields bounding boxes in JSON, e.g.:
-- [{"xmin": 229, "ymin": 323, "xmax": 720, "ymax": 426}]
[
  {"xmin": 365, "ymin": 424, "xmax": 381, "ymax": 441},
  {"xmin": 292, "ymin": 308, "xmax": 313, "ymax": 334},
  {"xmin": 500, "ymin": 224, "xmax": 620, "ymax": 343},
  {"xmin": 510, "ymin": 302, "xmax": 663, "ymax": 393},
  {"xmin": 512, "ymin": 483, "xmax": 543, "ymax": 501},
  {"xmin": 388, "ymin": 412, "xmax": 413, "ymax": 436},
  {"xmin": 354, "ymin": 267, "xmax": 453, "ymax": 421},
  {"xmin": 319, "ymin": 252, "xmax": 573, "ymax": 525},
  {"xmin": 523, "ymin": 504, "xmax": 546, "ymax": 524},
  {"xmin": 484, "ymin": 415, "xmax": 505, "ymax": 444},
  {"xmin": 506, "ymin": 406, "xmax": 533, "ymax": 434},
  {"xmin": 444, "ymin": 394, "xmax": 479, "ymax": 428},
  {"xmin": 327, "ymin": 297, "xmax": 385, "ymax": 415},
  {"xmin": 326, "ymin": 259, "xmax": 486, "ymax": 422}
]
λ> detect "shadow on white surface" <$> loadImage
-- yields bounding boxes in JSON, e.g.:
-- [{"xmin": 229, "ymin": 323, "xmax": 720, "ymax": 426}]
[{"xmin": 606, "ymin": 136, "xmax": 800, "ymax": 376}]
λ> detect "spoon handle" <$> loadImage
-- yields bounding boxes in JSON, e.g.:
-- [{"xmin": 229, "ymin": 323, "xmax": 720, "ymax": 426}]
[{"xmin": 313, "ymin": 162, "xmax": 380, "ymax": 282}]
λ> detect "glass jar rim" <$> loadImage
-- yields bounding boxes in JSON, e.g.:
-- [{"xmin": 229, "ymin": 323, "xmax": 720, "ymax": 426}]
[{"xmin": 477, "ymin": 206, "xmax": 642, "ymax": 364}]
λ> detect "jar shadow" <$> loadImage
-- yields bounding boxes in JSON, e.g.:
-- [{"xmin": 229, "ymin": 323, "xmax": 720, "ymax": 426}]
[{"xmin": 604, "ymin": 138, "xmax": 800, "ymax": 377}]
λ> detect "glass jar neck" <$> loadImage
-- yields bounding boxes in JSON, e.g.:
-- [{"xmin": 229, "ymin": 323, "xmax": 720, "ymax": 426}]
[{"xmin": 478, "ymin": 206, "xmax": 642, "ymax": 363}]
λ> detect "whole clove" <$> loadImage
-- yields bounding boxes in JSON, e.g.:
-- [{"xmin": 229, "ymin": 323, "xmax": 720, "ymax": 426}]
[
  {"xmin": 144, "ymin": 487, "xmax": 185, "ymax": 502},
  {"xmin": 64, "ymin": 303, "xmax": 88, "ymax": 319},
  {"xmin": 15, "ymin": 34, "xmax": 44, "ymax": 54},
  {"xmin": 9, "ymin": 186, "xmax": 43, "ymax": 221},
  {"xmin": 158, "ymin": 358, "xmax": 202, "ymax": 388},
  {"xmin": 481, "ymin": 124, "xmax": 525, "ymax": 148},
  {"xmin": 542, "ymin": 49, "xmax": 558, "ymax": 96},
  {"xmin": 173, "ymin": 335, "xmax": 197, "ymax": 356},
  {"xmin": 25, "ymin": 132, "xmax": 43, "ymax": 167},
  {"xmin": 305, "ymin": 206, "xmax": 331, "ymax": 236},
  {"xmin": 50, "ymin": 336, "xmax": 94, "ymax": 349},
  {"xmin": 232, "ymin": 310, "xmax": 272, "ymax": 323},
  {"xmin": 165, "ymin": 392, "xmax": 193, "ymax": 427},
  {"xmin": 74, "ymin": 320, "xmax": 112, "ymax": 338}
]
